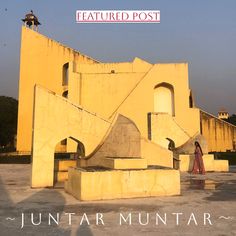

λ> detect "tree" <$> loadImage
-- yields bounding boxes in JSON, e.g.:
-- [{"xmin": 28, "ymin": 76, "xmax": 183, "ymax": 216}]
[
  {"xmin": 227, "ymin": 114, "xmax": 236, "ymax": 126},
  {"xmin": 0, "ymin": 96, "xmax": 18, "ymax": 147}
]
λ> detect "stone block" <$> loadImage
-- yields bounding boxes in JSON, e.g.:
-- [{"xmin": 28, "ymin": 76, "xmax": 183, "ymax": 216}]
[
  {"xmin": 101, "ymin": 157, "xmax": 147, "ymax": 169},
  {"xmin": 54, "ymin": 159, "xmax": 77, "ymax": 171},
  {"xmin": 65, "ymin": 167, "xmax": 180, "ymax": 201},
  {"xmin": 54, "ymin": 171, "xmax": 68, "ymax": 182},
  {"xmin": 214, "ymin": 160, "xmax": 229, "ymax": 172},
  {"xmin": 179, "ymin": 154, "xmax": 229, "ymax": 172}
]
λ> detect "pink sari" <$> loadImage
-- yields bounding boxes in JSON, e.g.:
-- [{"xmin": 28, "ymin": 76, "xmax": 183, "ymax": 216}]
[{"xmin": 192, "ymin": 146, "xmax": 205, "ymax": 174}]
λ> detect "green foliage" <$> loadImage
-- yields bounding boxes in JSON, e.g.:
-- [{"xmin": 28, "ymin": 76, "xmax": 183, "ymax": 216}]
[
  {"xmin": 0, "ymin": 96, "xmax": 18, "ymax": 147},
  {"xmin": 227, "ymin": 114, "xmax": 236, "ymax": 126}
]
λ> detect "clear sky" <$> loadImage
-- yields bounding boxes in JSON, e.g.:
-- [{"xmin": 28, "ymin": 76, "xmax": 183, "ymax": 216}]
[{"xmin": 0, "ymin": 0, "xmax": 236, "ymax": 115}]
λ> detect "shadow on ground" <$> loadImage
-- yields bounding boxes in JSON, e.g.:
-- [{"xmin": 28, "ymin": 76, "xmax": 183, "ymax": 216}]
[
  {"xmin": 203, "ymin": 179, "xmax": 236, "ymax": 202},
  {"xmin": 0, "ymin": 177, "xmax": 71, "ymax": 235}
]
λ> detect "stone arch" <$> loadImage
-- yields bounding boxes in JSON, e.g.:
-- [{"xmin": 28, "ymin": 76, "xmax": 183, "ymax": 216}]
[
  {"xmin": 62, "ymin": 62, "xmax": 69, "ymax": 86},
  {"xmin": 69, "ymin": 137, "xmax": 85, "ymax": 158},
  {"xmin": 154, "ymin": 83, "xmax": 175, "ymax": 116},
  {"xmin": 62, "ymin": 90, "xmax": 68, "ymax": 98},
  {"xmin": 53, "ymin": 137, "xmax": 85, "ymax": 184},
  {"xmin": 31, "ymin": 86, "xmax": 111, "ymax": 187}
]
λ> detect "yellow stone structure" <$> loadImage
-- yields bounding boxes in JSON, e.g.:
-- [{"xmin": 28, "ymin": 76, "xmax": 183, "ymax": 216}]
[
  {"xmin": 65, "ymin": 167, "xmax": 180, "ymax": 201},
  {"xmin": 17, "ymin": 26, "xmax": 230, "ymax": 200},
  {"xmin": 18, "ymin": 26, "xmax": 202, "ymax": 153},
  {"xmin": 218, "ymin": 109, "xmax": 229, "ymax": 120},
  {"xmin": 200, "ymin": 110, "xmax": 236, "ymax": 152},
  {"xmin": 17, "ymin": 26, "xmax": 98, "ymax": 153},
  {"xmin": 179, "ymin": 154, "xmax": 229, "ymax": 172}
]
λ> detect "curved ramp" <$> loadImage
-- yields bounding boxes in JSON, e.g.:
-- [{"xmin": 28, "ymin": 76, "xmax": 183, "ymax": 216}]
[
  {"xmin": 79, "ymin": 114, "xmax": 142, "ymax": 167},
  {"xmin": 174, "ymin": 133, "xmax": 208, "ymax": 155},
  {"xmin": 148, "ymin": 113, "xmax": 191, "ymax": 148}
]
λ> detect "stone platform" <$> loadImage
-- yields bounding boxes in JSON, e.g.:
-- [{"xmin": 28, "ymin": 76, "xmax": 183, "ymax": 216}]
[
  {"xmin": 179, "ymin": 154, "xmax": 229, "ymax": 172},
  {"xmin": 65, "ymin": 167, "xmax": 180, "ymax": 201}
]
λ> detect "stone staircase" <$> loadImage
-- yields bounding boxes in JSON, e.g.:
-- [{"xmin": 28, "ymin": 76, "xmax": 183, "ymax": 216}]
[{"xmin": 54, "ymin": 159, "xmax": 77, "ymax": 183}]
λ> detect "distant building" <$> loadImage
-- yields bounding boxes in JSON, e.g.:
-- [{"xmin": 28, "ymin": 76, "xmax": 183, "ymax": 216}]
[{"xmin": 218, "ymin": 109, "xmax": 229, "ymax": 120}]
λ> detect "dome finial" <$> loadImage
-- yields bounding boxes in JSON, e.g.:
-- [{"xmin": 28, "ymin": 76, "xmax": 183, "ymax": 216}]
[{"xmin": 22, "ymin": 10, "xmax": 41, "ymax": 31}]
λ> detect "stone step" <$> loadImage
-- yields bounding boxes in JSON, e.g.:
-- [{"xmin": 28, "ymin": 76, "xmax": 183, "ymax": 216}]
[
  {"xmin": 179, "ymin": 154, "xmax": 228, "ymax": 172},
  {"xmin": 54, "ymin": 171, "xmax": 68, "ymax": 182},
  {"xmin": 101, "ymin": 157, "xmax": 147, "ymax": 170},
  {"xmin": 54, "ymin": 159, "xmax": 77, "ymax": 171}
]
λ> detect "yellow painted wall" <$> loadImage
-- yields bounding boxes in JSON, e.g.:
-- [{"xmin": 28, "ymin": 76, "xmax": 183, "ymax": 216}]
[
  {"xmin": 73, "ymin": 72, "xmax": 145, "ymax": 118},
  {"xmin": 149, "ymin": 113, "xmax": 190, "ymax": 148},
  {"xmin": 31, "ymin": 86, "xmax": 111, "ymax": 187},
  {"xmin": 200, "ymin": 110, "xmax": 236, "ymax": 152},
  {"xmin": 18, "ymin": 27, "xmax": 200, "ymax": 154},
  {"xmin": 179, "ymin": 154, "xmax": 229, "ymax": 172},
  {"xmin": 72, "ymin": 62, "xmax": 200, "ymax": 147},
  {"xmin": 140, "ymin": 137, "xmax": 173, "ymax": 167},
  {"xmin": 101, "ymin": 157, "xmax": 147, "ymax": 169},
  {"xmin": 65, "ymin": 167, "xmax": 180, "ymax": 200},
  {"xmin": 17, "ymin": 26, "xmax": 98, "ymax": 152},
  {"xmin": 54, "ymin": 159, "xmax": 77, "ymax": 171}
]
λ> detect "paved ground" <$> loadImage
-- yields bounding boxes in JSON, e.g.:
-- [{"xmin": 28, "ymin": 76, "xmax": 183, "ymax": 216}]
[{"xmin": 0, "ymin": 164, "xmax": 235, "ymax": 236}]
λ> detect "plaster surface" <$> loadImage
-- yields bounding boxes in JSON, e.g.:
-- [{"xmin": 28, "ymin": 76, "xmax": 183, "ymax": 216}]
[
  {"xmin": 140, "ymin": 138, "xmax": 173, "ymax": 168},
  {"xmin": 179, "ymin": 154, "xmax": 229, "ymax": 172},
  {"xmin": 65, "ymin": 167, "xmax": 180, "ymax": 201},
  {"xmin": 31, "ymin": 86, "xmax": 111, "ymax": 187},
  {"xmin": 201, "ymin": 110, "xmax": 236, "ymax": 152},
  {"xmin": 17, "ymin": 26, "xmax": 97, "ymax": 152}
]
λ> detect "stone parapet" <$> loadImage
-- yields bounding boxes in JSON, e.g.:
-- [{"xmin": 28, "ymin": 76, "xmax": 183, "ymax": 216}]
[{"xmin": 65, "ymin": 167, "xmax": 180, "ymax": 201}]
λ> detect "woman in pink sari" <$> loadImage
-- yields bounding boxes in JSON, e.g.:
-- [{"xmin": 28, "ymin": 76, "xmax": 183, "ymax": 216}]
[{"xmin": 191, "ymin": 141, "xmax": 205, "ymax": 175}]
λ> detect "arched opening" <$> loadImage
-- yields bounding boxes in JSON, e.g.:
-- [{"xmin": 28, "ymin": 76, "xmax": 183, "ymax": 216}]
[
  {"xmin": 62, "ymin": 90, "xmax": 68, "ymax": 98},
  {"xmin": 54, "ymin": 137, "xmax": 85, "ymax": 186},
  {"xmin": 154, "ymin": 83, "xmax": 175, "ymax": 116},
  {"xmin": 62, "ymin": 63, "xmax": 69, "ymax": 86},
  {"xmin": 189, "ymin": 90, "xmax": 194, "ymax": 108},
  {"xmin": 70, "ymin": 137, "xmax": 85, "ymax": 158}
]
